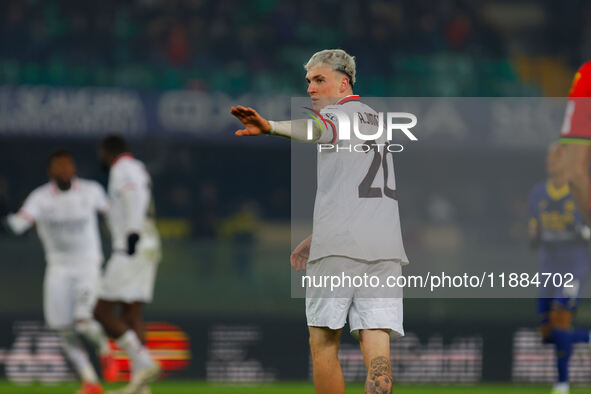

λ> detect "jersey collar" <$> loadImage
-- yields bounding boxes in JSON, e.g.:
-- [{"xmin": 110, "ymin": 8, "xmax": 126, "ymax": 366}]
[
  {"xmin": 546, "ymin": 180, "xmax": 570, "ymax": 200},
  {"xmin": 337, "ymin": 95, "xmax": 360, "ymax": 105},
  {"xmin": 112, "ymin": 152, "xmax": 134, "ymax": 167}
]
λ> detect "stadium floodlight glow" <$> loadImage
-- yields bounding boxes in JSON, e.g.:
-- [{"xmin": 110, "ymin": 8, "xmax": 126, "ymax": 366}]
[{"xmin": 305, "ymin": 109, "xmax": 418, "ymax": 141}]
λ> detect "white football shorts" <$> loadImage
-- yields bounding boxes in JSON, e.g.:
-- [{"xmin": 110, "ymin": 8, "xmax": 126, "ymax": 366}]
[
  {"xmin": 44, "ymin": 261, "xmax": 101, "ymax": 329},
  {"xmin": 305, "ymin": 255, "xmax": 404, "ymax": 339},
  {"xmin": 100, "ymin": 251, "xmax": 159, "ymax": 303}
]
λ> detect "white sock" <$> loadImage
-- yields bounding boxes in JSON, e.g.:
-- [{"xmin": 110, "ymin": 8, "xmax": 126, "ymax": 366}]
[
  {"xmin": 75, "ymin": 319, "xmax": 111, "ymax": 356},
  {"xmin": 59, "ymin": 330, "xmax": 99, "ymax": 384},
  {"xmin": 116, "ymin": 330, "xmax": 154, "ymax": 372},
  {"xmin": 553, "ymin": 382, "xmax": 569, "ymax": 393},
  {"xmin": 132, "ymin": 347, "xmax": 155, "ymax": 378}
]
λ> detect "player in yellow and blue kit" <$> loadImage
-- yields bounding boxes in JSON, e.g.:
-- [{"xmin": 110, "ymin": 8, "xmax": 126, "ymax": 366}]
[{"xmin": 529, "ymin": 143, "xmax": 591, "ymax": 394}]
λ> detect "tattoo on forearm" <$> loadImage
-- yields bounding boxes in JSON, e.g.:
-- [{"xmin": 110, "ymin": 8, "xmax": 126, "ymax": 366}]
[{"xmin": 365, "ymin": 356, "xmax": 392, "ymax": 394}]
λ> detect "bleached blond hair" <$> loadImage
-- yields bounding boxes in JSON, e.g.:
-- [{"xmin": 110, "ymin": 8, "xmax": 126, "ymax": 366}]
[{"xmin": 304, "ymin": 49, "xmax": 356, "ymax": 85}]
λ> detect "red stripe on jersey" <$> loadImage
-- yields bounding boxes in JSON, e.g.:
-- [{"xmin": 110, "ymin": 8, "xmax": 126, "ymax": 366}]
[
  {"xmin": 325, "ymin": 118, "xmax": 337, "ymax": 143},
  {"xmin": 18, "ymin": 209, "xmax": 35, "ymax": 223},
  {"xmin": 306, "ymin": 107, "xmax": 328, "ymax": 129},
  {"xmin": 306, "ymin": 107, "xmax": 338, "ymax": 142},
  {"xmin": 337, "ymin": 95, "xmax": 360, "ymax": 105}
]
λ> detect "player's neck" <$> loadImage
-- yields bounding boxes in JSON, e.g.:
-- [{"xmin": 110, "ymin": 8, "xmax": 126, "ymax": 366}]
[
  {"xmin": 339, "ymin": 90, "xmax": 354, "ymax": 99},
  {"xmin": 549, "ymin": 176, "xmax": 567, "ymax": 189}
]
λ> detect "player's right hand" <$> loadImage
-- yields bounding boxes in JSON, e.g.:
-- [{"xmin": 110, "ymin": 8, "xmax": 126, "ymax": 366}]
[{"xmin": 230, "ymin": 106, "xmax": 271, "ymax": 136}]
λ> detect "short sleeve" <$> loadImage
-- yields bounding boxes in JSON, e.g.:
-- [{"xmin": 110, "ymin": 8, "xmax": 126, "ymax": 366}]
[
  {"xmin": 318, "ymin": 108, "xmax": 339, "ymax": 144},
  {"xmin": 91, "ymin": 181, "xmax": 110, "ymax": 213}
]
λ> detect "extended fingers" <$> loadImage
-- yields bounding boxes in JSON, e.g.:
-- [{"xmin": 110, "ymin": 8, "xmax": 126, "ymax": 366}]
[
  {"xmin": 235, "ymin": 129, "xmax": 252, "ymax": 136},
  {"xmin": 231, "ymin": 107, "xmax": 248, "ymax": 121},
  {"xmin": 231, "ymin": 106, "xmax": 255, "ymax": 117},
  {"xmin": 231, "ymin": 105, "xmax": 248, "ymax": 113},
  {"xmin": 231, "ymin": 106, "xmax": 248, "ymax": 119},
  {"xmin": 235, "ymin": 128, "xmax": 260, "ymax": 136}
]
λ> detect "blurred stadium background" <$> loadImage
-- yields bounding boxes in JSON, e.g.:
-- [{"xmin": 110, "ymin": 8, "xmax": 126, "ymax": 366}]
[{"xmin": 1, "ymin": 0, "xmax": 591, "ymax": 392}]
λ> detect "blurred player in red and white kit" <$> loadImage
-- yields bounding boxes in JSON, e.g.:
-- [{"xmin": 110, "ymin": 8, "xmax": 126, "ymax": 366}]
[
  {"xmin": 231, "ymin": 49, "xmax": 408, "ymax": 394},
  {"xmin": 2, "ymin": 149, "xmax": 117, "ymax": 394},
  {"xmin": 94, "ymin": 136, "xmax": 161, "ymax": 394},
  {"xmin": 560, "ymin": 61, "xmax": 591, "ymax": 224}
]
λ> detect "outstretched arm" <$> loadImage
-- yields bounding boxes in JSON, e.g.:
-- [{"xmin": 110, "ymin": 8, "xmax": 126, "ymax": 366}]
[
  {"xmin": 230, "ymin": 106, "xmax": 332, "ymax": 142},
  {"xmin": 4, "ymin": 212, "xmax": 34, "ymax": 235},
  {"xmin": 4, "ymin": 191, "xmax": 40, "ymax": 235}
]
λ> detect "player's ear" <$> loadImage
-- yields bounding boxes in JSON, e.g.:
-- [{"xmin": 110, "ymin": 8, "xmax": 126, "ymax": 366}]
[
  {"xmin": 340, "ymin": 76, "xmax": 351, "ymax": 93},
  {"xmin": 340, "ymin": 76, "xmax": 347, "ymax": 92}
]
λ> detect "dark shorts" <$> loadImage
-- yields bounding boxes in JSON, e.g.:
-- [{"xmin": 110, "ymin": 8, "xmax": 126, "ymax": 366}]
[{"xmin": 537, "ymin": 245, "xmax": 589, "ymax": 316}]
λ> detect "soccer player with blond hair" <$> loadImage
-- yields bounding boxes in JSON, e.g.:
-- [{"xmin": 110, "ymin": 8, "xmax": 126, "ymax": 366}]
[{"xmin": 231, "ymin": 49, "xmax": 408, "ymax": 394}]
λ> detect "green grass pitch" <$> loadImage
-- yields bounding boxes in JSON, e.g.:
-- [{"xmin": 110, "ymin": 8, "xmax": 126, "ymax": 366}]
[{"xmin": 0, "ymin": 381, "xmax": 589, "ymax": 394}]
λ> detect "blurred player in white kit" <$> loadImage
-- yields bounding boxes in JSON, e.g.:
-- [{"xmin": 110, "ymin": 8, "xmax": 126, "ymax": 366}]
[
  {"xmin": 3, "ymin": 149, "xmax": 117, "ymax": 394},
  {"xmin": 93, "ymin": 135, "xmax": 161, "ymax": 394}
]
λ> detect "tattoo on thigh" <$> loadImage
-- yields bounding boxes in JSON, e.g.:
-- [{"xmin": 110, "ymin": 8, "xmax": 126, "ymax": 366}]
[{"xmin": 365, "ymin": 356, "xmax": 392, "ymax": 394}]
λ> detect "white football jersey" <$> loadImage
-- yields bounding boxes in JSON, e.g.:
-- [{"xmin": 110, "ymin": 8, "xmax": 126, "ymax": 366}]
[
  {"xmin": 9, "ymin": 178, "xmax": 108, "ymax": 266},
  {"xmin": 107, "ymin": 154, "xmax": 161, "ymax": 257},
  {"xmin": 308, "ymin": 95, "xmax": 409, "ymax": 264}
]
